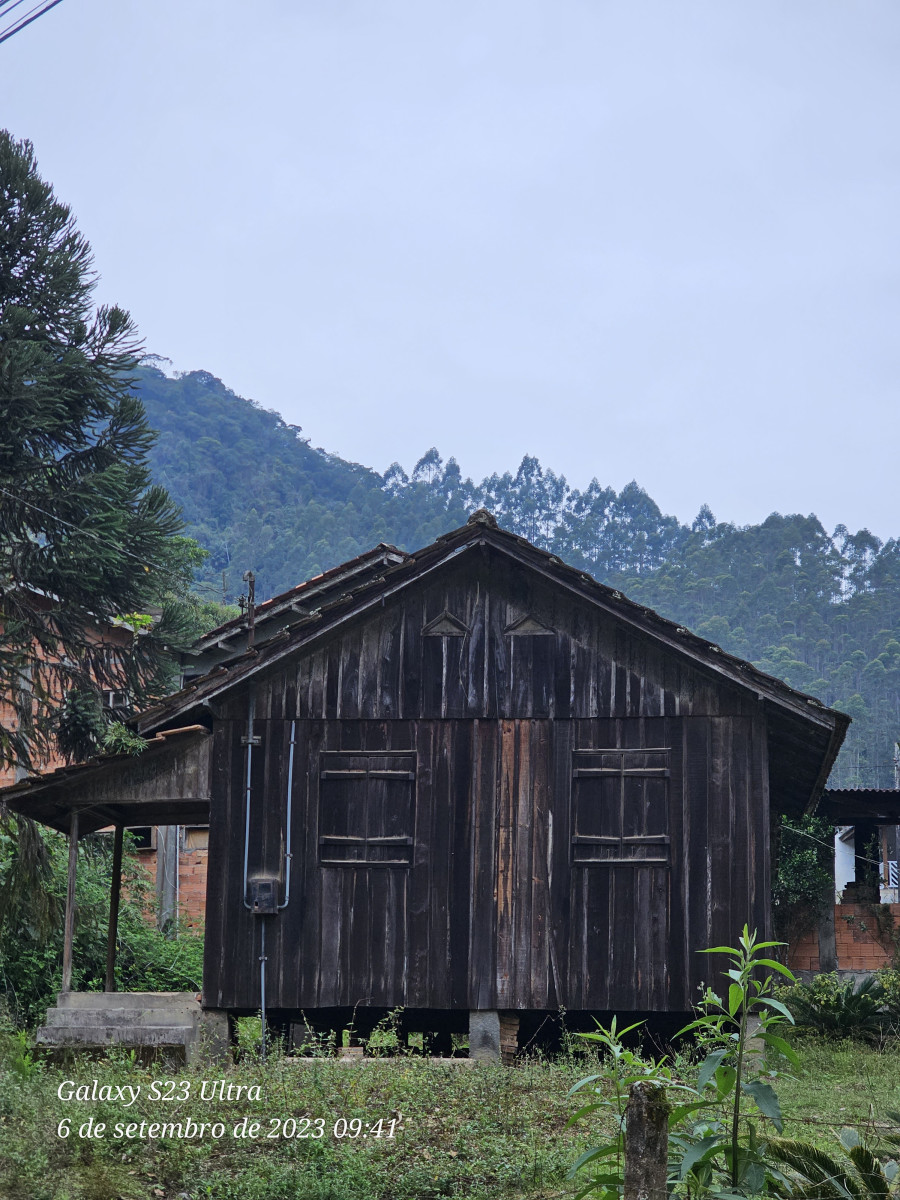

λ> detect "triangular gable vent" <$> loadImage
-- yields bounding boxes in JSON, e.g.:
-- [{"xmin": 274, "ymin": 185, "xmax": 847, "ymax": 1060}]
[
  {"xmin": 504, "ymin": 614, "xmax": 555, "ymax": 635},
  {"xmin": 423, "ymin": 611, "xmax": 469, "ymax": 636}
]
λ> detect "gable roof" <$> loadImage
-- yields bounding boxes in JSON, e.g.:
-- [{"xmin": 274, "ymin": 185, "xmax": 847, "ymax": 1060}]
[{"xmin": 136, "ymin": 510, "xmax": 848, "ymax": 815}]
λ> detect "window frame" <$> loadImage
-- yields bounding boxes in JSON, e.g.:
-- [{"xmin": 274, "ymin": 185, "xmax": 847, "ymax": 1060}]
[
  {"xmin": 570, "ymin": 747, "xmax": 671, "ymax": 866},
  {"xmin": 318, "ymin": 749, "xmax": 416, "ymax": 868}
]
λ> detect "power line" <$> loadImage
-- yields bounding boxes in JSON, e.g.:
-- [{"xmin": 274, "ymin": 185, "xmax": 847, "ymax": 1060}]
[
  {"xmin": 0, "ymin": 0, "xmax": 65, "ymax": 46},
  {"xmin": 0, "ymin": 0, "xmax": 32, "ymax": 23},
  {"xmin": 781, "ymin": 823, "xmax": 884, "ymax": 869}
]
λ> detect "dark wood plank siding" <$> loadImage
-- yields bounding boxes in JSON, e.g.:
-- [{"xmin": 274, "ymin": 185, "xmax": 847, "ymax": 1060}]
[
  {"xmin": 204, "ymin": 555, "xmax": 771, "ymax": 1014},
  {"xmin": 218, "ymin": 557, "xmax": 760, "ymax": 729}
]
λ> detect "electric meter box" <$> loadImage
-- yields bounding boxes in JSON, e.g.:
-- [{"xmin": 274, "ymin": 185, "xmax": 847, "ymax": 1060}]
[{"xmin": 249, "ymin": 876, "xmax": 279, "ymax": 915}]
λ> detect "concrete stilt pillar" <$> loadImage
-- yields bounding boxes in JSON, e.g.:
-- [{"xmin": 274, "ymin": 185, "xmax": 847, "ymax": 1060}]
[
  {"xmin": 196, "ymin": 1009, "xmax": 231, "ymax": 1064},
  {"xmin": 469, "ymin": 1010, "xmax": 501, "ymax": 1061},
  {"xmin": 624, "ymin": 1082, "xmax": 669, "ymax": 1200}
]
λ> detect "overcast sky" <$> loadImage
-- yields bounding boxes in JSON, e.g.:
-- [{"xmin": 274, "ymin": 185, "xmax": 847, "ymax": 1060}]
[{"xmin": 3, "ymin": 1, "xmax": 899, "ymax": 538}]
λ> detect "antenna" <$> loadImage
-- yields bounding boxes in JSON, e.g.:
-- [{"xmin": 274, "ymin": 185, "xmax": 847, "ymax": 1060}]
[{"xmin": 242, "ymin": 570, "xmax": 256, "ymax": 649}]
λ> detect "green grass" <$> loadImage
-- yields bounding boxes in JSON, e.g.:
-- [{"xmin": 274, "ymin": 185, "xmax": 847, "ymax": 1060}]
[
  {"xmin": 0, "ymin": 1043, "xmax": 601, "ymax": 1200},
  {"xmin": 777, "ymin": 1036, "xmax": 900, "ymax": 1150},
  {"xmin": 2, "ymin": 1035, "xmax": 900, "ymax": 1200}
]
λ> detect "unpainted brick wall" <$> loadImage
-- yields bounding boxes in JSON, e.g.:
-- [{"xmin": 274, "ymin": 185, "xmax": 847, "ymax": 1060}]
[
  {"xmin": 136, "ymin": 846, "xmax": 208, "ymax": 928},
  {"xmin": 787, "ymin": 903, "xmax": 900, "ymax": 973}
]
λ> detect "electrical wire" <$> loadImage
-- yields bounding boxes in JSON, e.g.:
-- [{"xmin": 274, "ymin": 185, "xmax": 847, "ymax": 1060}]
[
  {"xmin": 1, "ymin": 484, "xmax": 181, "ymax": 572},
  {"xmin": 0, "ymin": 0, "xmax": 64, "ymax": 45},
  {"xmin": 0, "ymin": 0, "xmax": 33, "ymax": 23},
  {"xmin": 781, "ymin": 822, "xmax": 885, "ymax": 869}
]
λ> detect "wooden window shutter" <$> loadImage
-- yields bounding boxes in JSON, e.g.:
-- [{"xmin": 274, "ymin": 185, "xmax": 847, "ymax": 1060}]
[{"xmin": 318, "ymin": 751, "xmax": 416, "ymax": 866}]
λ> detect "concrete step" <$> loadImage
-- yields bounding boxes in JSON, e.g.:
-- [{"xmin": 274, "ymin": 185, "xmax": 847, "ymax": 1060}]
[
  {"xmin": 35, "ymin": 1024, "xmax": 196, "ymax": 1048},
  {"xmin": 43, "ymin": 1007, "xmax": 201, "ymax": 1029},
  {"xmin": 56, "ymin": 991, "xmax": 199, "ymax": 1010},
  {"xmin": 35, "ymin": 992, "xmax": 207, "ymax": 1056}
]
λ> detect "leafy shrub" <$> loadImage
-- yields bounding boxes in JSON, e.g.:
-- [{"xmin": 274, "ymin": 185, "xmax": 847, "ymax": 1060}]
[
  {"xmin": 100, "ymin": 721, "xmax": 148, "ymax": 756},
  {"xmin": 769, "ymin": 1126, "xmax": 900, "ymax": 1200},
  {"xmin": 233, "ymin": 1013, "xmax": 263, "ymax": 1060},
  {"xmin": 0, "ymin": 817, "xmax": 203, "ymax": 1027},
  {"xmin": 875, "ymin": 967, "xmax": 900, "ymax": 1029},
  {"xmin": 776, "ymin": 973, "xmax": 885, "ymax": 1041},
  {"xmin": 771, "ymin": 815, "xmax": 835, "ymax": 944}
]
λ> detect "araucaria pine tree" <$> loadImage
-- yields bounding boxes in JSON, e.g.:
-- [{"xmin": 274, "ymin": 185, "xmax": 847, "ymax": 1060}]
[{"xmin": 0, "ymin": 130, "xmax": 188, "ymax": 770}]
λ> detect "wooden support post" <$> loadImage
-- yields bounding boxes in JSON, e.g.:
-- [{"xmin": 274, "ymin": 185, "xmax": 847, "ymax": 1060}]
[
  {"xmin": 61, "ymin": 809, "xmax": 79, "ymax": 994},
  {"xmin": 816, "ymin": 827, "xmax": 837, "ymax": 972},
  {"xmin": 157, "ymin": 824, "xmax": 178, "ymax": 934},
  {"xmin": 105, "ymin": 824, "xmax": 124, "ymax": 992},
  {"xmin": 624, "ymin": 1081, "xmax": 669, "ymax": 1200}
]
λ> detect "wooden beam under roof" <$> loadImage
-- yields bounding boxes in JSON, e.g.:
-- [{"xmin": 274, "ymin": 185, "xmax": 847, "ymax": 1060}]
[{"xmin": 0, "ymin": 727, "xmax": 212, "ymax": 834}]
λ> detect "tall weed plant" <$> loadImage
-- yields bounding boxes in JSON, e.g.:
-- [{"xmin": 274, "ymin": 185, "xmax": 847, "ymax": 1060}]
[{"xmin": 570, "ymin": 926, "xmax": 799, "ymax": 1199}]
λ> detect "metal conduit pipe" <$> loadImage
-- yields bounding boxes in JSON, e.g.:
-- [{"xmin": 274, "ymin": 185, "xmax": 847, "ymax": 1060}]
[
  {"xmin": 278, "ymin": 720, "xmax": 296, "ymax": 909},
  {"xmin": 260, "ymin": 919, "xmax": 268, "ymax": 1062},
  {"xmin": 242, "ymin": 703, "xmax": 292, "ymax": 1063},
  {"xmin": 241, "ymin": 694, "xmax": 256, "ymax": 910}
]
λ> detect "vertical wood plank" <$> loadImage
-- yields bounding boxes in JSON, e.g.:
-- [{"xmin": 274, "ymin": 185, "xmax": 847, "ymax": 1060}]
[
  {"xmin": 684, "ymin": 718, "xmax": 712, "ymax": 997},
  {"xmin": 550, "ymin": 720, "xmax": 573, "ymax": 1009},
  {"xmin": 730, "ymin": 718, "xmax": 751, "ymax": 941},
  {"xmin": 406, "ymin": 720, "xmax": 432, "ymax": 1007},
  {"xmin": 427, "ymin": 723, "xmax": 453, "ymax": 1006},
  {"xmin": 339, "ymin": 629, "xmax": 361, "ymax": 719},
  {"xmin": 666, "ymin": 718, "xmax": 687, "ymax": 1009},
  {"xmin": 450, "ymin": 720, "xmax": 473, "ymax": 1007},
  {"xmin": 496, "ymin": 720, "xmax": 516, "ymax": 1005},
  {"xmin": 297, "ymin": 721, "xmax": 323, "ymax": 1006},
  {"xmin": 469, "ymin": 720, "xmax": 498, "ymax": 1008},
  {"xmin": 511, "ymin": 721, "xmax": 534, "ymax": 1004},
  {"xmin": 530, "ymin": 720, "xmax": 551, "ymax": 1007},
  {"xmin": 402, "ymin": 596, "xmax": 423, "ymax": 717},
  {"xmin": 708, "ymin": 718, "xmax": 733, "ymax": 950}
]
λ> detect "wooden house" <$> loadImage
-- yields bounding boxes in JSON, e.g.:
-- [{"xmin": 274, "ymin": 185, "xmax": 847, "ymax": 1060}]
[{"xmin": 2, "ymin": 511, "xmax": 849, "ymax": 1057}]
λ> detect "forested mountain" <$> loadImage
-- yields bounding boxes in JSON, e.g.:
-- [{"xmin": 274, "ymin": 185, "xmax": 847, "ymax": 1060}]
[{"xmin": 137, "ymin": 364, "xmax": 900, "ymax": 789}]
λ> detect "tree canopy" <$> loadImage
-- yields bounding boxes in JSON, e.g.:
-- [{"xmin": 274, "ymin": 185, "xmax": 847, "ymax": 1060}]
[{"xmin": 0, "ymin": 132, "xmax": 198, "ymax": 770}]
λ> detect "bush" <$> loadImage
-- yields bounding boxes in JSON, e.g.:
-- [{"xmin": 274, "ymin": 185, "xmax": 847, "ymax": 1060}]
[
  {"xmin": 0, "ymin": 818, "xmax": 203, "ymax": 1027},
  {"xmin": 875, "ymin": 967, "xmax": 900, "ymax": 1029},
  {"xmin": 771, "ymin": 814, "xmax": 834, "ymax": 945},
  {"xmin": 776, "ymin": 973, "xmax": 885, "ymax": 1041}
]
